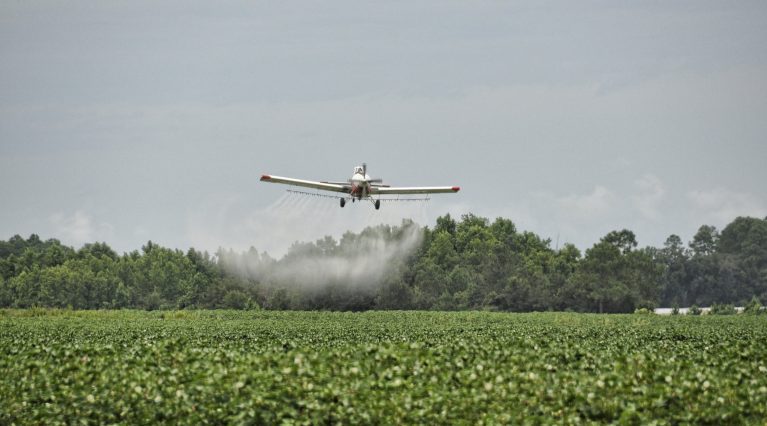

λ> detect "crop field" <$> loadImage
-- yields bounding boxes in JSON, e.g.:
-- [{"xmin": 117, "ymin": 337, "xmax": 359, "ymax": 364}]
[{"xmin": 1, "ymin": 310, "xmax": 766, "ymax": 424}]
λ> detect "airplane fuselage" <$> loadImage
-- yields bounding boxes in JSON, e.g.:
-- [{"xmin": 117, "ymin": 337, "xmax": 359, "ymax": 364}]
[{"xmin": 350, "ymin": 172, "xmax": 370, "ymax": 199}]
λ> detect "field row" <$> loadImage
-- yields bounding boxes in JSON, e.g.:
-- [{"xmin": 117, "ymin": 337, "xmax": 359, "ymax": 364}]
[{"xmin": 2, "ymin": 310, "xmax": 766, "ymax": 424}]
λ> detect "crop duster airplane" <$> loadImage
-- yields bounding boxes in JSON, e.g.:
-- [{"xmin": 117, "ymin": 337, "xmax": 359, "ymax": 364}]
[{"xmin": 260, "ymin": 163, "xmax": 460, "ymax": 210}]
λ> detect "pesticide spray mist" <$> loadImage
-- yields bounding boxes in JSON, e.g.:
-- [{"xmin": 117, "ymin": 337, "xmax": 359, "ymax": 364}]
[{"xmin": 205, "ymin": 192, "xmax": 429, "ymax": 304}]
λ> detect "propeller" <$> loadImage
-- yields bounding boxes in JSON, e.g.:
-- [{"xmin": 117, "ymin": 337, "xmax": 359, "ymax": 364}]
[{"xmin": 362, "ymin": 163, "xmax": 383, "ymax": 183}]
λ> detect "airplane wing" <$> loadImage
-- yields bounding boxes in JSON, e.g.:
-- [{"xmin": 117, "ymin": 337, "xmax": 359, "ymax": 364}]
[
  {"xmin": 260, "ymin": 175, "xmax": 349, "ymax": 194},
  {"xmin": 372, "ymin": 186, "xmax": 460, "ymax": 195}
]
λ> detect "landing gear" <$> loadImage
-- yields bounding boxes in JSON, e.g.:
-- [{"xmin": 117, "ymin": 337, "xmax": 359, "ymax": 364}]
[
  {"xmin": 340, "ymin": 198, "xmax": 346, "ymax": 208},
  {"xmin": 374, "ymin": 199, "xmax": 381, "ymax": 210}
]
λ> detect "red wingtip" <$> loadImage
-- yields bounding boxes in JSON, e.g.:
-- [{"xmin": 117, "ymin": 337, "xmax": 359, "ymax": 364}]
[
  {"xmin": 452, "ymin": 186, "xmax": 461, "ymax": 192},
  {"xmin": 260, "ymin": 174, "xmax": 271, "ymax": 181}
]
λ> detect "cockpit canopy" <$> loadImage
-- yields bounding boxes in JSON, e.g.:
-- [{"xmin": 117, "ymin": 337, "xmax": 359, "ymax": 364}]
[{"xmin": 354, "ymin": 166, "xmax": 364, "ymax": 175}]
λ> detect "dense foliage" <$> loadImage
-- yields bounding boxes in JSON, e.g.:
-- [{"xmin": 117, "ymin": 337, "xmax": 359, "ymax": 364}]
[
  {"xmin": 1, "ymin": 215, "xmax": 766, "ymax": 312},
  {"xmin": 1, "ymin": 310, "xmax": 766, "ymax": 424}
]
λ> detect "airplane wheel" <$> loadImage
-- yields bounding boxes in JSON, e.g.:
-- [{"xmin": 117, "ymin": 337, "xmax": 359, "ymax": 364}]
[
  {"xmin": 375, "ymin": 199, "xmax": 381, "ymax": 210},
  {"xmin": 340, "ymin": 198, "xmax": 346, "ymax": 208}
]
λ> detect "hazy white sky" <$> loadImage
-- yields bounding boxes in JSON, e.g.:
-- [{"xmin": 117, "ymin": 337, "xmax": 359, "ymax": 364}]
[{"xmin": 2, "ymin": 1, "xmax": 766, "ymax": 255}]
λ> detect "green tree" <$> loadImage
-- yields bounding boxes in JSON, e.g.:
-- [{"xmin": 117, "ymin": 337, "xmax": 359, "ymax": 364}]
[
  {"xmin": 689, "ymin": 225, "xmax": 719, "ymax": 257},
  {"xmin": 222, "ymin": 289, "xmax": 249, "ymax": 310},
  {"xmin": 550, "ymin": 244, "xmax": 581, "ymax": 309},
  {"xmin": 374, "ymin": 276, "xmax": 415, "ymax": 309},
  {"xmin": 563, "ymin": 230, "xmax": 661, "ymax": 313},
  {"xmin": 0, "ymin": 275, "xmax": 9, "ymax": 307},
  {"xmin": 658, "ymin": 234, "xmax": 689, "ymax": 306},
  {"xmin": 719, "ymin": 217, "xmax": 767, "ymax": 302},
  {"xmin": 78, "ymin": 242, "xmax": 118, "ymax": 261},
  {"xmin": 434, "ymin": 214, "xmax": 457, "ymax": 236}
]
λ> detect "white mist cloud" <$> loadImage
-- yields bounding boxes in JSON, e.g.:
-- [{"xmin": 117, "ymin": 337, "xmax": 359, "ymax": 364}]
[
  {"xmin": 49, "ymin": 210, "xmax": 113, "ymax": 247},
  {"xmin": 483, "ymin": 178, "xmax": 670, "ymax": 250},
  {"xmin": 186, "ymin": 190, "xmax": 431, "ymax": 258},
  {"xmin": 556, "ymin": 185, "xmax": 616, "ymax": 219},
  {"xmin": 632, "ymin": 174, "xmax": 665, "ymax": 222},
  {"xmin": 267, "ymin": 223, "xmax": 423, "ymax": 289},
  {"xmin": 216, "ymin": 218, "xmax": 424, "ymax": 294},
  {"xmin": 687, "ymin": 187, "xmax": 767, "ymax": 226},
  {"xmin": 524, "ymin": 185, "xmax": 621, "ymax": 250}
]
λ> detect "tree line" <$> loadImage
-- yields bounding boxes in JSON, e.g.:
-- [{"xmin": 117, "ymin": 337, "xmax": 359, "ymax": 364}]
[{"xmin": 1, "ymin": 215, "xmax": 765, "ymax": 312}]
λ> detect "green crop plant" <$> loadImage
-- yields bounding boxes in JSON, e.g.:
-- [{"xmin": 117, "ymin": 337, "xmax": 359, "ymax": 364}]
[{"xmin": 1, "ymin": 310, "xmax": 766, "ymax": 424}]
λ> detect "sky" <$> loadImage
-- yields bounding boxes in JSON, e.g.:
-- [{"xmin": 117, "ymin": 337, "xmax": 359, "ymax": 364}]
[{"xmin": 1, "ymin": 1, "xmax": 766, "ymax": 256}]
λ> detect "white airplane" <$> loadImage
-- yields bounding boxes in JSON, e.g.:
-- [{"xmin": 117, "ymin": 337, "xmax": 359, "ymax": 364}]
[{"xmin": 260, "ymin": 163, "xmax": 460, "ymax": 209}]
